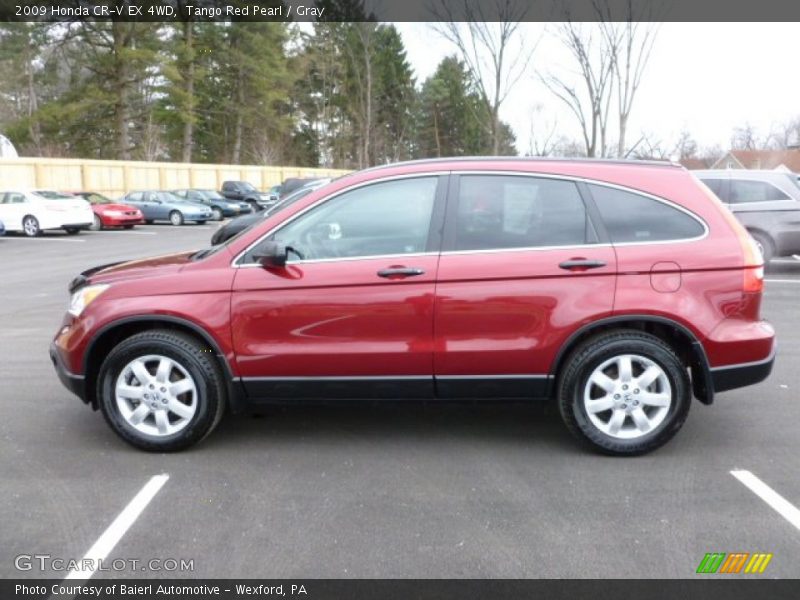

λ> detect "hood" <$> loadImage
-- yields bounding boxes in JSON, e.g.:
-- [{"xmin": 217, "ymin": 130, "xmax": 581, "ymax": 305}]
[
  {"xmin": 95, "ymin": 203, "xmax": 140, "ymax": 213},
  {"xmin": 74, "ymin": 252, "xmax": 195, "ymax": 289},
  {"xmin": 176, "ymin": 200, "xmax": 212, "ymax": 211}
]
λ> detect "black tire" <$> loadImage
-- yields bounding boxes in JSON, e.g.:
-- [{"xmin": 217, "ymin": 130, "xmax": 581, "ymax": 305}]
[
  {"xmin": 211, "ymin": 207, "xmax": 224, "ymax": 221},
  {"xmin": 145, "ymin": 219, "xmax": 154, "ymax": 225},
  {"xmin": 90, "ymin": 215, "xmax": 103, "ymax": 231},
  {"xmin": 22, "ymin": 215, "xmax": 40, "ymax": 237},
  {"xmin": 97, "ymin": 330, "xmax": 226, "ymax": 452},
  {"xmin": 169, "ymin": 210, "xmax": 184, "ymax": 226},
  {"xmin": 64, "ymin": 227, "xmax": 81, "ymax": 235},
  {"xmin": 196, "ymin": 220, "xmax": 207, "ymax": 225},
  {"xmin": 558, "ymin": 330, "xmax": 691, "ymax": 456},
  {"xmin": 750, "ymin": 230, "xmax": 774, "ymax": 265},
  {"xmin": 123, "ymin": 225, "xmax": 134, "ymax": 230}
]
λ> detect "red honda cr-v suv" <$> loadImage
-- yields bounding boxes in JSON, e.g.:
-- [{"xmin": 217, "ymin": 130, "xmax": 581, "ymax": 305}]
[{"xmin": 51, "ymin": 158, "xmax": 775, "ymax": 455}]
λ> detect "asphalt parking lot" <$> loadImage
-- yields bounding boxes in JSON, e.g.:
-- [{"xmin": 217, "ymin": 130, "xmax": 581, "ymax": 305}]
[{"xmin": 1, "ymin": 223, "xmax": 799, "ymax": 580}]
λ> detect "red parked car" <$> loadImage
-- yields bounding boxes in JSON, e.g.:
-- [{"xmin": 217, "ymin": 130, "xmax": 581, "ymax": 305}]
[
  {"xmin": 51, "ymin": 158, "xmax": 775, "ymax": 454},
  {"xmin": 71, "ymin": 192, "xmax": 144, "ymax": 230}
]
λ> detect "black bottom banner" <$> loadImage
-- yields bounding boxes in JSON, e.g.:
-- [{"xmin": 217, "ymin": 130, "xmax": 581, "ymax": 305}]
[{"xmin": 3, "ymin": 579, "xmax": 800, "ymax": 600}]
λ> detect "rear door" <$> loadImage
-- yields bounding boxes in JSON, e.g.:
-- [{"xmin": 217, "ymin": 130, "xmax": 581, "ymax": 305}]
[
  {"xmin": 434, "ymin": 173, "xmax": 616, "ymax": 398},
  {"xmin": 0, "ymin": 192, "xmax": 26, "ymax": 230},
  {"xmin": 231, "ymin": 175, "xmax": 447, "ymax": 400}
]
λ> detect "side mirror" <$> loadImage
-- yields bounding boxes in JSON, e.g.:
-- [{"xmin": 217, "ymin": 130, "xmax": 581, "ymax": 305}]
[{"xmin": 252, "ymin": 241, "xmax": 288, "ymax": 268}]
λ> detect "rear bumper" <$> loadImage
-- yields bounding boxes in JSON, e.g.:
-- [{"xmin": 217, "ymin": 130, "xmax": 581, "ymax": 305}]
[
  {"xmin": 49, "ymin": 342, "xmax": 88, "ymax": 405},
  {"xmin": 711, "ymin": 346, "xmax": 776, "ymax": 393}
]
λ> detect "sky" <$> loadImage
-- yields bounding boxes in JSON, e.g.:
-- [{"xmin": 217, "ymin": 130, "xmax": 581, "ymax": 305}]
[{"xmin": 393, "ymin": 22, "xmax": 800, "ymax": 156}]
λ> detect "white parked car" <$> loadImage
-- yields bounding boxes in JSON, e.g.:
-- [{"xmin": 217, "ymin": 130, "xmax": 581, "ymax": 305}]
[{"xmin": 0, "ymin": 190, "xmax": 94, "ymax": 236}]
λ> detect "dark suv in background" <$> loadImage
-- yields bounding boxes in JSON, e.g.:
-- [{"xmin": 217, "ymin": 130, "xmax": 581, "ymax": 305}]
[
  {"xmin": 220, "ymin": 181, "xmax": 277, "ymax": 212},
  {"xmin": 51, "ymin": 159, "xmax": 774, "ymax": 456},
  {"xmin": 694, "ymin": 169, "xmax": 800, "ymax": 262}
]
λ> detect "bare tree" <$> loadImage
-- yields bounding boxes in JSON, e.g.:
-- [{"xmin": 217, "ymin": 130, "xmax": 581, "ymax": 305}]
[
  {"xmin": 731, "ymin": 123, "xmax": 760, "ymax": 151},
  {"xmin": 540, "ymin": 22, "xmax": 614, "ymax": 157},
  {"xmin": 597, "ymin": 2, "xmax": 660, "ymax": 157},
  {"xmin": 432, "ymin": 0, "xmax": 536, "ymax": 155},
  {"xmin": 527, "ymin": 102, "xmax": 559, "ymax": 156}
]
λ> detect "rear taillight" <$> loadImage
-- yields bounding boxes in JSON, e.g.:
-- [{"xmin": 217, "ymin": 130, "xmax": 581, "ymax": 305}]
[{"xmin": 699, "ymin": 183, "xmax": 764, "ymax": 293}]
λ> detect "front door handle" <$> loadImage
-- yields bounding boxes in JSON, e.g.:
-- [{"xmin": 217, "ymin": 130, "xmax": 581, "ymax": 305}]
[
  {"xmin": 377, "ymin": 267, "xmax": 425, "ymax": 278},
  {"xmin": 559, "ymin": 259, "xmax": 607, "ymax": 270}
]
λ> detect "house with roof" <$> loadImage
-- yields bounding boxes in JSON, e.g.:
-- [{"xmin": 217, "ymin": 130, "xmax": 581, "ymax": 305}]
[{"xmin": 709, "ymin": 149, "xmax": 800, "ymax": 172}]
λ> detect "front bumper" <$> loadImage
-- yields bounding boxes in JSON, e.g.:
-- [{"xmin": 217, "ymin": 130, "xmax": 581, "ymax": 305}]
[
  {"xmin": 50, "ymin": 342, "xmax": 88, "ymax": 405},
  {"xmin": 103, "ymin": 215, "xmax": 144, "ymax": 226},
  {"xmin": 711, "ymin": 346, "xmax": 777, "ymax": 393}
]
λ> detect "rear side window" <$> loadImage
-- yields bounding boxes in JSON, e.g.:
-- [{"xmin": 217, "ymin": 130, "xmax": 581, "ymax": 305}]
[
  {"xmin": 454, "ymin": 175, "xmax": 596, "ymax": 251},
  {"xmin": 729, "ymin": 180, "xmax": 790, "ymax": 203},
  {"xmin": 588, "ymin": 184, "xmax": 705, "ymax": 243},
  {"xmin": 700, "ymin": 178, "xmax": 727, "ymax": 200}
]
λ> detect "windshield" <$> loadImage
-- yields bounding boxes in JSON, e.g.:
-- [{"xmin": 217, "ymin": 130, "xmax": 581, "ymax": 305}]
[
  {"xmin": 156, "ymin": 192, "xmax": 185, "ymax": 203},
  {"xmin": 85, "ymin": 193, "xmax": 113, "ymax": 204},
  {"xmin": 240, "ymin": 182, "xmax": 257, "ymax": 192},
  {"xmin": 34, "ymin": 190, "xmax": 76, "ymax": 200},
  {"xmin": 200, "ymin": 190, "xmax": 226, "ymax": 200}
]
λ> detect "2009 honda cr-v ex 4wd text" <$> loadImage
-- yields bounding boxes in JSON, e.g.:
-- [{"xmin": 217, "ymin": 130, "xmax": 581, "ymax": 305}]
[{"xmin": 50, "ymin": 158, "xmax": 776, "ymax": 455}]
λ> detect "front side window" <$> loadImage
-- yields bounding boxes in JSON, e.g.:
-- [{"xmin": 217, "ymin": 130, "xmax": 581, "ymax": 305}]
[
  {"xmin": 454, "ymin": 175, "xmax": 595, "ymax": 251},
  {"xmin": 729, "ymin": 180, "xmax": 790, "ymax": 203},
  {"xmin": 589, "ymin": 184, "xmax": 705, "ymax": 243},
  {"xmin": 267, "ymin": 177, "xmax": 438, "ymax": 261}
]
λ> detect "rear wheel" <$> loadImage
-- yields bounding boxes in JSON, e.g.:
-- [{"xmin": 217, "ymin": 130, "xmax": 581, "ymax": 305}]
[
  {"xmin": 64, "ymin": 227, "xmax": 81, "ymax": 235},
  {"xmin": 123, "ymin": 225, "xmax": 134, "ymax": 229},
  {"xmin": 145, "ymin": 219, "xmax": 154, "ymax": 225},
  {"xmin": 169, "ymin": 211, "xmax": 184, "ymax": 226},
  {"xmin": 750, "ymin": 230, "xmax": 774, "ymax": 265},
  {"xmin": 97, "ymin": 330, "xmax": 226, "ymax": 452},
  {"xmin": 22, "ymin": 215, "xmax": 41, "ymax": 237},
  {"xmin": 196, "ymin": 220, "xmax": 207, "ymax": 225},
  {"xmin": 558, "ymin": 330, "xmax": 691, "ymax": 456},
  {"xmin": 89, "ymin": 215, "xmax": 103, "ymax": 231}
]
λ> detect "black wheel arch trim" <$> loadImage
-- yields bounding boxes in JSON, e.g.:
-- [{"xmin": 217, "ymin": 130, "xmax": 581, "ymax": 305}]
[
  {"xmin": 83, "ymin": 315, "xmax": 246, "ymax": 414},
  {"xmin": 548, "ymin": 314, "xmax": 715, "ymax": 405}
]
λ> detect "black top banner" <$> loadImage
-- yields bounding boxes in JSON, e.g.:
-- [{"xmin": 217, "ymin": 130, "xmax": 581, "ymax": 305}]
[{"xmin": 3, "ymin": 0, "xmax": 800, "ymax": 22}]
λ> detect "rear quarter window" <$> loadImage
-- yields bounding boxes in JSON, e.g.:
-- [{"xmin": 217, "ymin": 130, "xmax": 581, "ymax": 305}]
[{"xmin": 588, "ymin": 184, "xmax": 705, "ymax": 243}]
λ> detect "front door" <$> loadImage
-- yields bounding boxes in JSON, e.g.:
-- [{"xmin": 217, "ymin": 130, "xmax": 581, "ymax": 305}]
[
  {"xmin": 434, "ymin": 173, "xmax": 617, "ymax": 398},
  {"xmin": 231, "ymin": 175, "xmax": 447, "ymax": 400}
]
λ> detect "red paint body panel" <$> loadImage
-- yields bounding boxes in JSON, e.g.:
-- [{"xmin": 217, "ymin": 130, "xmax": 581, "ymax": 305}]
[
  {"xmin": 231, "ymin": 256, "xmax": 438, "ymax": 377},
  {"xmin": 434, "ymin": 246, "xmax": 617, "ymax": 375}
]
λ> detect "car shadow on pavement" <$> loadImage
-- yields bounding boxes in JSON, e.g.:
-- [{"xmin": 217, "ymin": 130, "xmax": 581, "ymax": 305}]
[{"xmin": 208, "ymin": 401, "xmax": 582, "ymax": 453}]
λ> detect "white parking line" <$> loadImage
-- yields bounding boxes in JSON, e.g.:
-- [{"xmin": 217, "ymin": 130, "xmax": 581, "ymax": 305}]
[
  {"xmin": 765, "ymin": 279, "xmax": 800, "ymax": 284},
  {"xmin": 731, "ymin": 470, "xmax": 800, "ymax": 531},
  {"xmin": 85, "ymin": 230, "xmax": 156, "ymax": 236},
  {"xmin": 64, "ymin": 474, "xmax": 169, "ymax": 580},
  {"xmin": 1, "ymin": 236, "xmax": 85, "ymax": 243}
]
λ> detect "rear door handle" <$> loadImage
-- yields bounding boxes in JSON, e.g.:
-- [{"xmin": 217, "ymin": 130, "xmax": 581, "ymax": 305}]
[
  {"xmin": 377, "ymin": 267, "xmax": 426, "ymax": 278},
  {"xmin": 559, "ymin": 259, "xmax": 607, "ymax": 270}
]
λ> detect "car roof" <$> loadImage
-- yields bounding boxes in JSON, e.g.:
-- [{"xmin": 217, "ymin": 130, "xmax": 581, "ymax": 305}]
[{"xmin": 692, "ymin": 169, "xmax": 797, "ymax": 181}]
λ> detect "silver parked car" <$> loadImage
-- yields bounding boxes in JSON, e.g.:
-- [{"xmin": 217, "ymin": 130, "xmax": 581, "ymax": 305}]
[{"xmin": 693, "ymin": 169, "xmax": 800, "ymax": 262}]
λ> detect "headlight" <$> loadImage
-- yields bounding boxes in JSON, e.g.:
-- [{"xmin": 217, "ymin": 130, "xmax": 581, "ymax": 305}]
[
  {"xmin": 105, "ymin": 210, "xmax": 124, "ymax": 216},
  {"xmin": 68, "ymin": 284, "xmax": 110, "ymax": 317}
]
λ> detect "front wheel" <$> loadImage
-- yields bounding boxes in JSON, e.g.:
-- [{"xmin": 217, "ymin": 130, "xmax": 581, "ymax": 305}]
[
  {"xmin": 97, "ymin": 330, "xmax": 226, "ymax": 452},
  {"xmin": 558, "ymin": 330, "xmax": 691, "ymax": 456},
  {"xmin": 89, "ymin": 215, "xmax": 103, "ymax": 231},
  {"xmin": 64, "ymin": 227, "xmax": 81, "ymax": 235},
  {"xmin": 22, "ymin": 215, "xmax": 41, "ymax": 237},
  {"xmin": 169, "ymin": 211, "xmax": 184, "ymax": 226},
  {"xmin": 211, "ymin": 207, "xmax": 224, "ymax": 221}
]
